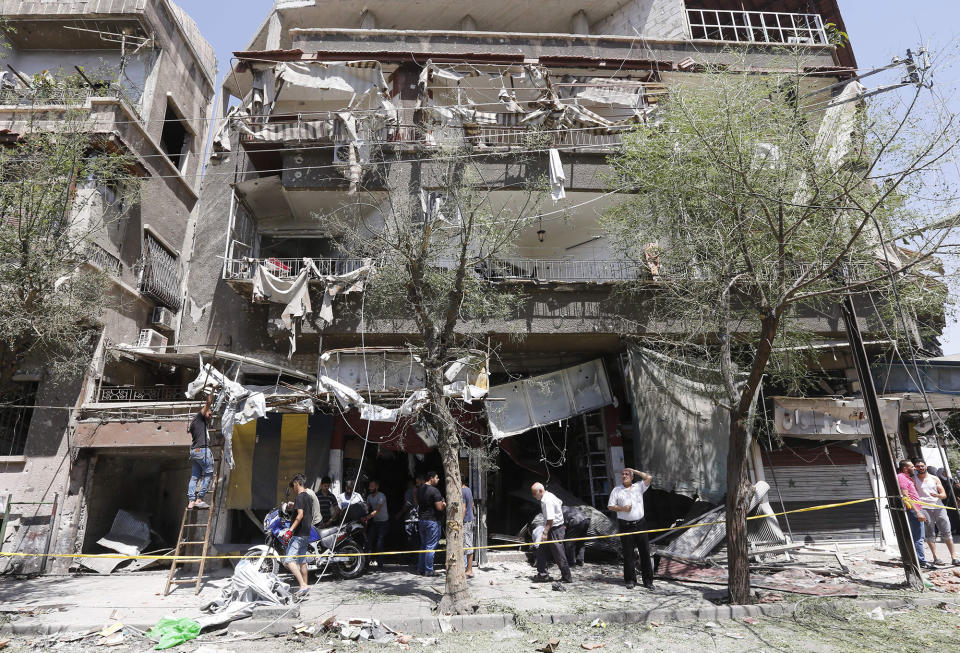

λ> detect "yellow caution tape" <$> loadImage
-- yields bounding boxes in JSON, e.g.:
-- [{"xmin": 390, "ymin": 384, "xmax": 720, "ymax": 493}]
[{"xmin": 0, "ymin": 496, "xmax": 911, "ymax": 562}]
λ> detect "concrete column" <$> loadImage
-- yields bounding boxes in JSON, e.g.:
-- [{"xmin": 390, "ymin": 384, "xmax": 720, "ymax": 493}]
[
  {"xmin": 571, "ymin": 10, "xmax": 590, "ymax": 35},
  {"xmin": 266, "ymin": 11, "xmax": 282, "ymax": 50},
  {"xmin": 328, "ymin": 419, "xmax": 345, "ymax": 496}
]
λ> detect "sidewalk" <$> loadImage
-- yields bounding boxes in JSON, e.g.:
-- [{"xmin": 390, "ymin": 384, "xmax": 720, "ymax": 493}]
[{"xmin": 0, "ymin": 548, "xmax": 954, "ymax": 637}]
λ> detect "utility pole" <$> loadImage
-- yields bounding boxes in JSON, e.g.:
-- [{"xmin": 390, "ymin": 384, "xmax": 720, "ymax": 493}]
[{"xmin": 841, "ymin": 295, "xmax": 923, "ymax": 589}]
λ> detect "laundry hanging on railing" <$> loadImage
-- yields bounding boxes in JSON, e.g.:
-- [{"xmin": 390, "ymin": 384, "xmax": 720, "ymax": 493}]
[
  {"xmin": 303, "ymin": 257, "xmax": 374, "ymax": 325},
  {"xmin": 252, "ymin": 265, "xmax": 312, "ymax": 357},
  {"xmin": 548, "ymin": 148, "xmax": 566, "ymax": 202}
]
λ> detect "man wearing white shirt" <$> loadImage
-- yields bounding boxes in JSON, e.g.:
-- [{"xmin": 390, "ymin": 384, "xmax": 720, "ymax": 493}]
[
  {"xmin": 608, "ymin": 467, "xmax": 653, "ymax": 589},
  {"xmin": 530, "ymin": 482, "xmax": 572, "ymax": 583},
  {"xmin": 335, "ymin": 480, "xmax": 367, "ymax": 522}
]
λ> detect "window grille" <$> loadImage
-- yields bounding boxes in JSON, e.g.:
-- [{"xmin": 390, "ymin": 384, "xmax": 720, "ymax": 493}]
[
  {"xmin": 0, "ymin": 382, "xmax": 39, "ymax": 457},
  {"xmin": 139, "ymin": 233, "xmax": 182, "ymax": 310}
]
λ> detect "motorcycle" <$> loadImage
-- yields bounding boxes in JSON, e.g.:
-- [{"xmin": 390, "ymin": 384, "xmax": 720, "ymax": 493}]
[{"xmin": 242, "ymin": 505, "xmax": 367, "ymax": 579}]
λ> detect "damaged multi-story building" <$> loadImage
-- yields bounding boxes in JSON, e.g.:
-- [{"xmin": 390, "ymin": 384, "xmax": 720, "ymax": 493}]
[
  {"xmin": 2, "ymin": 0, "xmax": 952, "ymax": 575},
  {"xmin": 0, "ymin": 0, "xmax": 216, "ymax": 573}
]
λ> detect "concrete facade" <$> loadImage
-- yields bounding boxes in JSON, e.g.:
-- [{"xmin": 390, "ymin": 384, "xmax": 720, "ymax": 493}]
[{"xmin": 0, "ymin": 0, "xmax": 215, "ymax": 573}]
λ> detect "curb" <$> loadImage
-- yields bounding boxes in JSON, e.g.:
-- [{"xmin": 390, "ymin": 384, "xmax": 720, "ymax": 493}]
[{"xmin": 4, "ymin": 595, "xmax": 958, "ymax": 637}]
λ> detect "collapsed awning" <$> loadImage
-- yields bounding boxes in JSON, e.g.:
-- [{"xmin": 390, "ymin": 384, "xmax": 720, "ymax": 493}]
[
  {"xmin": 486, "ymin": 359, "xmax": 613, "ymax": 440},
  {"xmin": 110, "ymin": 345, "xmax": 316, "ymax": 383},
  {"xmin": 771, "ymin": 396, "xmax": 900, "ymax": 441}
]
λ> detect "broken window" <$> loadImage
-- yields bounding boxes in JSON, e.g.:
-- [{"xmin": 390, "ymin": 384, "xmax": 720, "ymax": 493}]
[
  {"xmin": 138, "ymin": 232, "xmax": 181, "ymax": 310},
  {"xmin": 0, "ymin": 382, "xmax": 39, "ymax": 456},
  {"xmin": 159, "ymin": 101, "xmax": 191, "ymax": 172}
]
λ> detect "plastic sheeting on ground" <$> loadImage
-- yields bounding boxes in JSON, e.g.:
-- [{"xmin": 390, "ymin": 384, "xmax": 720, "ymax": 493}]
[
  {"xmin": 486, "ymin": 358, "xmax": 612, "ymax": 439},
  {"xmin": 627, "ymin": 346, "xmax": 750, "ymax": 503},
  {"xmin": 146, "ymin": 617, "xmax": 201, "ymax": 650},
  {"xmin": 197, "ymin": 558, "xmax": 293, "ymax": 630}
]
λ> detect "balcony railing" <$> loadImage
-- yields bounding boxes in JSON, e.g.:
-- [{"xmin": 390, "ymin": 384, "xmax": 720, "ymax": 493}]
[
  {"xmin": 224, "ymin": 257, "xmax": 372, "ymax": 281},
  {"xmin": 0, "ymin": 84, "xmax": 142, "ymax": 109},
  {"xmin": 86, "ymin": 243, "xmax": 122, "ymax": 277},
  {"xmin": 97, "ymin": 385, "xmax": 185, "ymax": 403},
  {"xmin": 238, "ymin": 117, "xmax": 629, "ymax": 150},
  {"xmin": 480, "ymin": 258, "xmax": 640, "ymax": 283},
  {"xmin": 687, "ymin": 9, "xmax": 828, "ymax": 45}
]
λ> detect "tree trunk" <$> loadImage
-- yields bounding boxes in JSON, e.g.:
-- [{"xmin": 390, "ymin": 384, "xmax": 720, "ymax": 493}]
[
  {"xmin": 725, "ymin": 413, "xmax": 753, "ymax": 604},
  {"xmin": 423, "ymin": 366, "xmax": 476, "ymax": 615},
  {"xmin": 724, "ymin": 313, "xmax": 779, "ymax": 605}
]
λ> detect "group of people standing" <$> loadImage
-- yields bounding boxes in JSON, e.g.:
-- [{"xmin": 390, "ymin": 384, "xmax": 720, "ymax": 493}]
[
  {"xmin": 531, "ymin": 467, "xmax": 656, "ymax": 590},
  {"xmin": 897, "ymin": 457, "xmax": 960, "ymax": 569}
]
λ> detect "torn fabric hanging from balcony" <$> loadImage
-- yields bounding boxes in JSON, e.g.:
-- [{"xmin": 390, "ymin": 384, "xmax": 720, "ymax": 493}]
[
  {"xmin": 771, "ymin": 396, "xmax": 901, "ymax": 441},
  {"xmin": 253, "ymin": 265, "xmax": 311, "ymax": 356},
  {"xmin": 486, "ymin": 359, "xmax": 613, "ymax": 439},
  {"xmin": 626, "ymin": 346, "xmax": 750, "ymax": 503},
  {"xmin": 316, "ymin": 349, "xmax": 489, "ymax": 428}
]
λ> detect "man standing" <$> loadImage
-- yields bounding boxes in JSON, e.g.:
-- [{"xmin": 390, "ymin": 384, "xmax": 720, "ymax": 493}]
[
  {"xmin": 462, "ymin": 481, "xmax": 476, "ymax": 578},
  {"xmin": 336, "ymin": 480, "xmax": 366, "ymax": 522},
  {"xmin": 187, "ymin": 393, "xmax": 215, "ymax": 510},
  {"xmin": 897, "ymin": 460, "xmax": 932, "ymax": 570},
  {"xmin": 283, "ymin": 474, "xmax": 312, "ymax": 599},
  {"xmin": 608, "ymin": 467, "xmax": 654, "ymax": 589},
  {"xmin": 530, "ymin": 482, "xmax": 572, "ymax": 583},
  {"xmin": 399, "ymin": 476, "xmax": 423, "ymax": 561},
  {"xmin": 417, "ymin": 471, "xmax": 446, "ymax": 577},
  {"xmin": 316, "ymin": 477, "xmax": 338, "ymax": 527},
  {"xmin": 363, "ymin": 479, "xmax": 389, "ymax": 569},
  {"xmin": 914, "ymin": 459, "xmax": 959, "ymax": 566}
]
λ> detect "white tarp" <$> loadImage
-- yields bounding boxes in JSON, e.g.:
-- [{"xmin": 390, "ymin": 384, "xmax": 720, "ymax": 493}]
[
  {"xmin": 814, "ymin": 81, "xmax": 866, "ymax": 169},
  {"xmin": 487, "ymin": 359, "xmax": 613, "ymax": 439},
  {"xmin": 304, "ymin": 258, "xmax": 374, "ymax": 325},
  {"xmin": 772, "ymin": 396, "xmax": 901, "ymax": 440},
  {"xmin": 548, "ymin": 148, "xmax": 566, "ymax": 203}
]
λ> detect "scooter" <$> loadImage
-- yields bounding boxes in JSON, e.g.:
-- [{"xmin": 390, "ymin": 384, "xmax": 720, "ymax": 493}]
[{"xmin": 242, "ymin": 505, "xmax": 367, "ymax": 579}]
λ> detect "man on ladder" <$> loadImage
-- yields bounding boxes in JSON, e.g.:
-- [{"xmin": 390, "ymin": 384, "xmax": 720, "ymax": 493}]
[{"xmin": 187, "ymin": 393, "xmax": 215, "ymax": 510}]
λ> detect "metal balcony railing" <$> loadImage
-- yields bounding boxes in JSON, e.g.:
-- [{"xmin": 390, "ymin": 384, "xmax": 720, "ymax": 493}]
[
  {"xmin": 97, "ymin": 385, "xmax": 185, "ymax": 403},
  {"xmin": 86, "ymin": 243, "xmax": 122, "ymax": 277},
  {"xmin": 224, "ymin": 257, "xmax": 372, "ymax": 281},
  {"xmin": 480, "ymin": 258, "xmax": 640, "ymax": 283},
  {"xmin": 687, "ymin": 9, "xmax": 828, "ymax": 45},
  {"xmin": 0, "ymin": 84, "xmax": 142, "ymax": 108}
]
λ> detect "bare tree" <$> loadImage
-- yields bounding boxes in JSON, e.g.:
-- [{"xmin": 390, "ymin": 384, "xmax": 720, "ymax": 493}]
[
  {"xmin": 0, "ymin": 69, "xmax": 141, "ymax": 393},
  {"xmin": 604, "ymin": 51, "xmax": 960, "ymax": 603},
  {"xmin": 331, "ymin": 140, "xmax": 546, "ymax": 613}
]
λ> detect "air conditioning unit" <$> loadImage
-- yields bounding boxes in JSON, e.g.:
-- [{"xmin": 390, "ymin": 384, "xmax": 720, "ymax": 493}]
[
  {"xmin": 150, "ymin": 306, "xmax": 176, "ymax": 331},
  {"xmin": 136, "ymin": 328, "xmax": 168, "ymax": 352}
]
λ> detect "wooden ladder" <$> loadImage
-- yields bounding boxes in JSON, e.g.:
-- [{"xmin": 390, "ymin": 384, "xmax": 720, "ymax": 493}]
[{"xmin": 164, "ymin": 460, "xmax": 220, "ymax": 596}]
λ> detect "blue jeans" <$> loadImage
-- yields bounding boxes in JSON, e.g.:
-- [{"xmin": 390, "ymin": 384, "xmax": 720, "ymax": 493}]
[
  {"xmin": 284, "ymin": 535, "xmax": 309, "ymax": 566},
  {"xmin": 417, "ymin": 519, "xmax": 441, "ymax": 574},
  {"xmin": 187, "ymin": 447, "xmax": 214, "ymax": 501},
  {"xmin": 907, "ymin": 509, "xmax": 926, "ymax": 564}
]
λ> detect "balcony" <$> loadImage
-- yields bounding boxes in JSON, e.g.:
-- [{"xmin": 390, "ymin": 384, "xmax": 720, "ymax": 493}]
[
  {"xmin": 0, "ymin": 84, "xmax": 142, "ymax": 115},
  {"xmin": 686, "ymin": 9, "xmax": 829, "ymax": 45},
  {"xmin": 225, "ymin": 256, "xmax": 641, "ymax": 286},
  {"xmin": 96, "ymin": 385, "xmax": 185, "ymax": 403}
]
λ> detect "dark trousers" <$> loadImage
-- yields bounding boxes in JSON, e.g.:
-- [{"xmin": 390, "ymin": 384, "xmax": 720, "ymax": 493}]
[
  {"xmin": 536, "ymin": 524, "xmax": 571, "ymax": 580},
  {"xmin": 619, "ymin": 518, "xmax": 653, "ymax": 586},
  {"xmin": 564, "ymin": 519, "xmax": 589, "ymax": 566},
  {"xmin": 367, "ymin": 520, "xmax": 389, "ymax": 566}
]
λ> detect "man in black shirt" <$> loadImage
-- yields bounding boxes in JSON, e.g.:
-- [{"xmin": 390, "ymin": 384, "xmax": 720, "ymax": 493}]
[
  {"xmin": 187, "ymin": 393, "xmax": 214, "ymax": 510},
  {"xmin": 417, "ymin": 471, "xmax": 446, "ymax": 577},
  {"xmin": 284, "ymin": 473, "xmax": 312, "ymax": 598}
]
